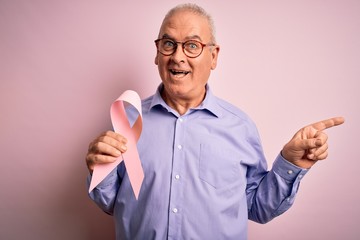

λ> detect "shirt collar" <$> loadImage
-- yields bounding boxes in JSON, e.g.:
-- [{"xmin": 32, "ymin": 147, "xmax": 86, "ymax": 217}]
[{"xmin": 149, "ymin": 84, "xmax": 222, "ymax": 118}]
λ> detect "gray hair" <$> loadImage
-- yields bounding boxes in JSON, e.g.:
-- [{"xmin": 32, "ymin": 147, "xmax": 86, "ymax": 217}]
[{"xmin": 162, "ymin": 3, "xmax": 217, "ymax": 43}]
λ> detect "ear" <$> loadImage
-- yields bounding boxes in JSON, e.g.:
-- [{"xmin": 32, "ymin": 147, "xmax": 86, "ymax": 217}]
[
  {"xmin": 155, "ymin": 53, "xmax": 159, "ymax": 65},
  {"xmin": 210, "ymin": 45, "xmax": 220, "ymax": 70}
]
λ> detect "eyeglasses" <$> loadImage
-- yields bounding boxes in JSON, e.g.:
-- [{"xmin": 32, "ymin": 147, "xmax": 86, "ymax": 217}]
[{"xmin": 154, "ymin": 38, "xmax": 215, "ymax": 58}]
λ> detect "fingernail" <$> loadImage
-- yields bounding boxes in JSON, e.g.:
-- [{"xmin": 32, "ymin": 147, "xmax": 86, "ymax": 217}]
[
  {"xmin": 120, "ymin": 145, "xmax": 127, "ymax": 151},
  {"xmin": 308, "ymin": 153, "xmax": 314, "ymax": 159},
  {"xmin": 315, "ymin": 139, "xmax": 322, "ymax": 146}
]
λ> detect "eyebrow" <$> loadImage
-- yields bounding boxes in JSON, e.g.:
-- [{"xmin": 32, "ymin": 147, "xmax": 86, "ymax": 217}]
[{"xmin": 161, "ymin": 33, "xmax": 203, "ymax": 42}]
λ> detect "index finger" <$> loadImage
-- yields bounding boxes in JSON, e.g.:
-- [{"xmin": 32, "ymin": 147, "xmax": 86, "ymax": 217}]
[
  {"xmin": 102, "ymin": 131, "xmax": 128, "ymax": 143},
  {"xmin": 310, "ymin": 117, "xmax": 345, "ymax": 131}
]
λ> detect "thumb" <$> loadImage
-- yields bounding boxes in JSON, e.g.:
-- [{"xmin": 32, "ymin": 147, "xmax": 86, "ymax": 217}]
[{"xmin": 298, "ymin": 138, "xmax": 322, "ymax": 150}]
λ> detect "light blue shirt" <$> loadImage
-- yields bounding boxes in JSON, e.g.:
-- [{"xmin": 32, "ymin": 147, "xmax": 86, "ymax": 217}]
[{"xmin": 88, "ymin": 84, "xmax": 308, "ymax": 240}]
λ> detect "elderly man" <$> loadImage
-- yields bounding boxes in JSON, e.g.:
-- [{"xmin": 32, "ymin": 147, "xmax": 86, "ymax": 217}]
[{"xmin": 86, "ymin": 3, "xmax": 344, "ymax": 239}]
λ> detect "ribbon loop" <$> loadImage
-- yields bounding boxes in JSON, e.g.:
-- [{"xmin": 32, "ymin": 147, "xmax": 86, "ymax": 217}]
[{"xmin": 89, "ymin": 90, "xmax": 144, "ymax": 199}]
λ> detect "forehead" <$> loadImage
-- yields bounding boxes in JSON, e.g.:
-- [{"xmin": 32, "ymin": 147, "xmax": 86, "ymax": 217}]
[{"xmin": 159, "ymin": 10, "xmax": 211, "ymax": 41}]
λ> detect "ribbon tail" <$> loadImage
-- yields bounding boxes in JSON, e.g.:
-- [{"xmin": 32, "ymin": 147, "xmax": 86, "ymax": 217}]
[
  {"xmin": 123, "ymin": 135, "xmax": 144, "ymax": 199},
  {"xmin": 88, "ymin": 157, "xmax": 123, "ymax": 193}
]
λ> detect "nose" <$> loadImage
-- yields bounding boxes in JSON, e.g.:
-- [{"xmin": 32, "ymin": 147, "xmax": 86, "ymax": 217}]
[{"xmin": 170, "ymin": 43, "xmax": 186, "ymax": 63}]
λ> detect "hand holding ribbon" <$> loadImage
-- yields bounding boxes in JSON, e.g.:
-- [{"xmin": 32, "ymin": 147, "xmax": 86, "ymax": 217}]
[{"xmin": 88, "ymin": 90, "xmax": 144, "ymax": 199}]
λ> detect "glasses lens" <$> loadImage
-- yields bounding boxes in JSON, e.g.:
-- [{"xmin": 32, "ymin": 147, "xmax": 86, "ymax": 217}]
[
  {"xmin": 184, "ymin": 40, "xmax": 202, "ymax": 57},
  {"xmin": 159, "ymin": 39, "xmax": 176, "ymax": 55}
]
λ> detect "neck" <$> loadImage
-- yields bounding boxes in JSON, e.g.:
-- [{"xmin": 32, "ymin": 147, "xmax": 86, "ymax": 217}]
[{"xmin": 161, "ymin": 88, "xmax": 206, "ymax": 116}]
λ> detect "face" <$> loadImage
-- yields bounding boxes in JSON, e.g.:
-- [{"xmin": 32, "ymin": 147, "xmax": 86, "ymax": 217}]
[{"xmin": 155, "ymin": 10, "xmax": 220, "ymax": 102}]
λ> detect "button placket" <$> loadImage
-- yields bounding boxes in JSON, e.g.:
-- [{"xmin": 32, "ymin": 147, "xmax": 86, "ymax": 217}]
[{"xmin": 167, "ymin": 116, "xmax": 186, "ymax": 238}]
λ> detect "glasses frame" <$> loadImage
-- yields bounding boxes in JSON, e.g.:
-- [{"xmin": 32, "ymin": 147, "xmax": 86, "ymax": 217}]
[{"xmin": 154, "ymin": 38, "xmax": 216, "ymax": 58}]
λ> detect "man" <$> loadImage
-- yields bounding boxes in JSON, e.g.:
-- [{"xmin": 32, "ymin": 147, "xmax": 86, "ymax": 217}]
[{"xmin": 86, "ymin": 4, "xmax": 344, "ymax": 239}]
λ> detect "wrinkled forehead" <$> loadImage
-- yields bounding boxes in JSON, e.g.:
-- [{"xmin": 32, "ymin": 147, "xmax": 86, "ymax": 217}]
[{"xmin": 158, "ymin": 10, "xmax": 211, "ymax": 42}]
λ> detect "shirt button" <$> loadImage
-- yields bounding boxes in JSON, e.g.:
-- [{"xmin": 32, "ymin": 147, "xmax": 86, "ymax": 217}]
[
  {"xmin": 177, "ymin": 144, "xmax": 182, "ymax": 150},
  {"xmin": 287, "ymin": 170, "xmax": 293, "ymax": 175},
  {"xmin": 179, "ymin": 118, "xmax": 183, "ymax": 122},
  {"xmin": 172, "ymin": 208, "xmax": 178, "ymax": 213},
  {"xmin": 175, "ymin": 174, "xmax": 180, "ymax": 180}
]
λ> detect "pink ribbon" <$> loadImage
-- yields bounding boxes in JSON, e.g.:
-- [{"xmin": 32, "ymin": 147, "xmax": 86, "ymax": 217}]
[{"xmin": 89, "ymin": 90, "xmax": 144, "ymax": 199}]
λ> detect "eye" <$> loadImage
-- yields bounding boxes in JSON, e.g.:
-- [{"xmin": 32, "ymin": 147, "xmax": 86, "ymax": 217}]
[
  {"xmin": 186, "ymin": 41, "xmax": 199, "ymax": 49},
  {"xmin": 163, "ymin": 40, "xmax": 175, "ymax": 48}
]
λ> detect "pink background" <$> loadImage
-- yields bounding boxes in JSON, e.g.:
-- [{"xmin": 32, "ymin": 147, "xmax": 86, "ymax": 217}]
[{"xmin": 1, "ymin": 0, "xmax": 359, "ymax": 239}]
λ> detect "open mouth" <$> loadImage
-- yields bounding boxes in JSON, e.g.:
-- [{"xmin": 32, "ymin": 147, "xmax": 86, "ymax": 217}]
[{"xmin": 169, "ymin": 69, "xmax": 191, "ymax": 77}]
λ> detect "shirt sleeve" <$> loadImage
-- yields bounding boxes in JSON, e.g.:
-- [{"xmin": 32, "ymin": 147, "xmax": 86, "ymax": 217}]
[
  {"xmin": 247, "ymin": 153, "xmax": 309, "ymax": 224},
  {"xmin": 87, "ymin": 166, "xmax": 122, "ymax": 215}
]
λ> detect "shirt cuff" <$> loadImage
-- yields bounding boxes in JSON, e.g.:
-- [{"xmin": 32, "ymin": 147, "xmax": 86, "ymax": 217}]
[
  {"xmin": 86, "ymin": 167, "xmax": 118, "ymax": 190},
  {"xmin": 272, "ymin": 153, "xmax": 309, "ymax": 182}
]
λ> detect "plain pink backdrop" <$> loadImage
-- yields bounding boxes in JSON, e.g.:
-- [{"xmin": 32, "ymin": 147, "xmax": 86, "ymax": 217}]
[{"xmin": 1, "ymin": 0, "xmax": 358, "ymax": 239}]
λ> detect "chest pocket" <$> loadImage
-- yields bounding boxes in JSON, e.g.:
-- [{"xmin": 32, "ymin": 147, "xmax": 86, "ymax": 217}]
[{"xmin": 199, "ymin": 143, "xmax": 242, "ymax": 189}]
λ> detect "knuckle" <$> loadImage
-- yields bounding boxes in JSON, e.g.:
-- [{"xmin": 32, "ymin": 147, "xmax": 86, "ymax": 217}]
[
  {"xmin": 98, "ymin": 136, "xmax": 107, "ymax": 143},
  {"xmin": 103, "ymin": 131, "xmax": 110, "ymax": 136},
  {"xmin": 93, "ymin": 154, "xmax": 102, "ymax": 163},
  {"xmin": 85, "ymin": 153, "xmax": 93, "ymax": 164},
  {"xmin": 86, "ymin": 153, "xmax": 99, "ymax": 170},
  {"xmin": 104, "ymin": 144, "xmax": 114, "ymax": 154},
  {"xmin": 104, "ymin": 130, "xmax": 114, "ymax": 136},
  {"xmin": 92, "ymin": 142, "xmax": 102, "ymax": 152}
]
